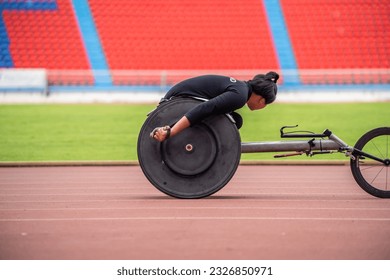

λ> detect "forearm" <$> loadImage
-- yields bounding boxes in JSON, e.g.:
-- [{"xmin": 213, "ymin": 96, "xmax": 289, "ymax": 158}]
[
  {"xmin": 170, "ymin": 116, "xmax": 191, "ymax": 138},
  {"xmin": 150, "ymin": 116, "xmax": 190, "ymax": 142}
]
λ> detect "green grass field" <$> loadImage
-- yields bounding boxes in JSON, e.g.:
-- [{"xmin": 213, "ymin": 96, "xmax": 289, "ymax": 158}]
[{"xmin": 0, "ymin": 102, "xmax": 389, "ymax": 162}]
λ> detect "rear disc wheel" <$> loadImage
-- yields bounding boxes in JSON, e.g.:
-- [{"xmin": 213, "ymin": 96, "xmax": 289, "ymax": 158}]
[{"xmin": 137, "ymin": 98, "xmax": 241, "ymax": 199}]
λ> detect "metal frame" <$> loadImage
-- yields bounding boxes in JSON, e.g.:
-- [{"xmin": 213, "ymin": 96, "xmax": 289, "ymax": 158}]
[
  {"xmin": 241, "ymin": 126, "xmax": 390, "ymax": 167},
  {"xmin": 241, "ymin": 127, "xmax": 352, "ymax": 159}
]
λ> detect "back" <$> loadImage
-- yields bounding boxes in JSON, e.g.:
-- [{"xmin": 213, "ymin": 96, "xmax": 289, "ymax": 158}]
[{"xmin": 165, "ymin": 75, "xmax": 250, "ymax": 100}]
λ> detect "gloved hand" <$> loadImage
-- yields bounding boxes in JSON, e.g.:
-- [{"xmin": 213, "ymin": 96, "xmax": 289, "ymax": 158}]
[{"xmin": 150, "ymin": 125, "xmax": 171, "ymax": 142}]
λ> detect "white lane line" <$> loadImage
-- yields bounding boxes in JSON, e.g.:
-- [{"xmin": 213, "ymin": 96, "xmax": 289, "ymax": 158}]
[
  {"xmin": 0, "ymin": 192, "xmax": 367, "ymax": 197},
  {"xmin": 0, "ymin": 198, "xmax": 377, "ymax": 203},
  {"xmin": 0, "ymin": 207, "xmax": 389, "ymax": 211},
  {"xmin": 1, "ymin": 217, "xmax": 390, "ymax": 222}
]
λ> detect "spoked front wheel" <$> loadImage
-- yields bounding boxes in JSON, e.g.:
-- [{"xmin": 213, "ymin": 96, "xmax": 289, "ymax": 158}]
[{"xmin": 350, "ymin": 127, "xmax": 390, "ymax": 198}]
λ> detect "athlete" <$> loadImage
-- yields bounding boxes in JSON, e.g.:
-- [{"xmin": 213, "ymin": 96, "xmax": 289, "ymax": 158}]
[{"xmin": 151, "ymin": 72, "xmax": 279, "ymax": 142}]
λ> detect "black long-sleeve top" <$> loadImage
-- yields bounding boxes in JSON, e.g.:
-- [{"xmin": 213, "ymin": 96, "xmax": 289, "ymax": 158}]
[{"xmin": 164, "ymin": 75, "xmax": 252, "ymax": 125}]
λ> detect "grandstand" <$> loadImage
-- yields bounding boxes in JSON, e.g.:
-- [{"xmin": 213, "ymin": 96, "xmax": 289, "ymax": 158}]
[{"xmin": 0, "ymin": 0, "xmax": 389, "ymax": 92}]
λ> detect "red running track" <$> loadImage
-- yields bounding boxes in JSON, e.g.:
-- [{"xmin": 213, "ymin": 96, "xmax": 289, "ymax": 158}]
[{"xmin": 0, "ymin": 165, "xmax": 389, "ymax": 260}]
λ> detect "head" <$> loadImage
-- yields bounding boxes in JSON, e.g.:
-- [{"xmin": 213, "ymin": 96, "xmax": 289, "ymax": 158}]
[{"xmin": 247, "ymin": 71, "xmax": 279, "ymax": 110}]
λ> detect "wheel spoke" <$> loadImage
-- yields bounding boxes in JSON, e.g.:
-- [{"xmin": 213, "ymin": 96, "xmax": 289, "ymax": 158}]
[
  {"xmin": 360, "ymin": 164, "xmax": 379, "ymax": 171},
  {"xmin": 370, "ymin": 166, "xmax": 385, "ymax": 185},
  {"xmin": 369, "ymin": 138, "xmax": 385, "ymax": 159},
  {"xmin": 351, "ymin": 127, "xmax": 390, "ymax": 198}
]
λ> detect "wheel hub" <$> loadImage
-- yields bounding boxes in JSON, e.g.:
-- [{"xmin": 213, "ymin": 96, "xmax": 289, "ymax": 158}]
[{"xmin": 161, "ymin": 124, "xmax": 217, "ymax": 176}]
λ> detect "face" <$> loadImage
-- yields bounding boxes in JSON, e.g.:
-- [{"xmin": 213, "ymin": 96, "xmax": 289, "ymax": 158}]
[{"xmin": 247, "ymin": 93, "xmax": 266, "ymax": 111}]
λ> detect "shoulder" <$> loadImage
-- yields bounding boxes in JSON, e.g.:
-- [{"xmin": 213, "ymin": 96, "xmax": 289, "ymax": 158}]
[{"xmin": 227, "ymin": 79, "xmax": 249, "ymax": 94}]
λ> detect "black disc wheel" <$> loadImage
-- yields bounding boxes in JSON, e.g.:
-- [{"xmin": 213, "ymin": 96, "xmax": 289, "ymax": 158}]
[
  {"xmin": 137, "ymin": 98, "xmax": 241, "ymax": 198},
  {"xmin": 350, "ymin": 127, "xmax": 390, "ymax": 198}
]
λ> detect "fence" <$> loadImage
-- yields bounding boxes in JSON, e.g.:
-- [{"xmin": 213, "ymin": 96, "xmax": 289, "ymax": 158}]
[
  {"xmin": 1, "ymin": 69, "xmax": 389, "ymax": 93},
  {"xmin": 47, "ymin": 69, "xmax": 390, "ymax": 87}
]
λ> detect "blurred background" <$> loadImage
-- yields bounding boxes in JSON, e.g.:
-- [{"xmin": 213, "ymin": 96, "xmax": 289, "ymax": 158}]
[{"xmin": 0, "ymin": 0, "xmax": 389, "ymax": 102}]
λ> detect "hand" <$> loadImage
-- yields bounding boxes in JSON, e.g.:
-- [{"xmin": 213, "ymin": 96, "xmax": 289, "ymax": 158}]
[
  {"xmin": 150, "ymin": 126, "xmax": 171, "ymax": 142},
  {"xmin": 149, "ymin": 116, "xmax": 190, "ymax": 143}
]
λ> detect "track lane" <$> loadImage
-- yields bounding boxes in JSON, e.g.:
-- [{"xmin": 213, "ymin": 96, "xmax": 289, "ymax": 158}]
[{"xmin": 1, "ymin": 166, "xmax": 389, "ymax": 260}]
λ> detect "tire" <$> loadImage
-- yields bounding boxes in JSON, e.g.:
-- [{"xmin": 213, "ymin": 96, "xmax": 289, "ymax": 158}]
[
  {"xmin": 137, "ymin": 98, "xmax": 241, "ymax": 199},
  {"xmin": 350, "ymin": 127, "xmax": 390, "ymax": 198}
]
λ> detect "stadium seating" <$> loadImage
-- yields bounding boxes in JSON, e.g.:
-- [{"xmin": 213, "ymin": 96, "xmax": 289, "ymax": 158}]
[
  {"xmin": 1, "ymin": 0, "xmax": 93, "ymax": 85},
  {"xmin": 1, "ymin": 0, "xmax": 389, "ymax": 86},
  {"xmin": 280, "ymin": 0, "xmax": 390, "ymax": 84},
  {"xmin": 89, "ymin": 0, "xmax": 279, "ymax": 85}
]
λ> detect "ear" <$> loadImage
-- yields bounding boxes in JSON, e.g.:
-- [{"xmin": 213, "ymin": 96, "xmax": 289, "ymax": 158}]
[{"xmin": 256, "ymin": 94, "xmax": 264, "ymax": 103}]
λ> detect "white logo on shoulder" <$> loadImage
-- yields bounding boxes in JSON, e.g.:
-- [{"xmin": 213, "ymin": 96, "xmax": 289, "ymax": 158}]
[{"xmin": 230, "ymin": 77, "xmax": 236, "ymax": 83}]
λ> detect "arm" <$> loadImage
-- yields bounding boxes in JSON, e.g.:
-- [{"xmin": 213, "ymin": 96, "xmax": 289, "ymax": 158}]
[
  {"xmin": 152, "ymin": 90, "xmax": 245, "ymax": 142},
  {"xmin": 151, "ymin": 116, "xmax": 190, "ymax": 142},
  {"xmin": 184, "ymin": 90, "xmax": 246, "ymax": 125},
  {"xmin": 170, "ymin": 116, "xmax": 191, "ymax": 137}
]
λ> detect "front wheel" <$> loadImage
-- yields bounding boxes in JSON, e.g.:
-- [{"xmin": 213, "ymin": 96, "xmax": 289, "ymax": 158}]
[{"xmin": 350, "ymin": 127, "xmax": 390, "ymax": 198}]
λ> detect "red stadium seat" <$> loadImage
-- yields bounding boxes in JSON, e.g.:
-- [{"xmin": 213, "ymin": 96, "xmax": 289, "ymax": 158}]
[
  {"xmin": 89, "ymin": 0, "xmax": 279, "ymax": 84},
  {"xmin": 3, "ymin": 0, "xmax": 93, "ymax": 85},
  {"xmin": 280, "ymin": 0, "xmax": 390, "ymax": 84},
  {"xmin": 3, "ymin": 0, "xmax": 388, "ymax": 86}
]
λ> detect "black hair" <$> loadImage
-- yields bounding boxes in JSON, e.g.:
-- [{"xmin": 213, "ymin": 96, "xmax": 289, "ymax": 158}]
[{"xmin": 248, "ymin": 71, "xmax": 279, "ymax": 104}]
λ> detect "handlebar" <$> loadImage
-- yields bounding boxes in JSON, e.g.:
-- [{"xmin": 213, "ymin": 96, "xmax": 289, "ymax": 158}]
[{"xmin": 280, "ymin": 125, "xmax": 332, "ymax": 138}]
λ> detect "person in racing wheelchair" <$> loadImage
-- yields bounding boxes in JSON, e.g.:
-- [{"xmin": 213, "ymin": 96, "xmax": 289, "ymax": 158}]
[{"xmin": 151, "ymin": 72, "xmax": 279, "ymax": 142}]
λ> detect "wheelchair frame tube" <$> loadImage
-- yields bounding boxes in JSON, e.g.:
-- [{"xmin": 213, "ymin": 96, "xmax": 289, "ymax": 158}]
[{"xmin": 241, "ymin": 140, "xmax": 342, "ymax": 153}]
